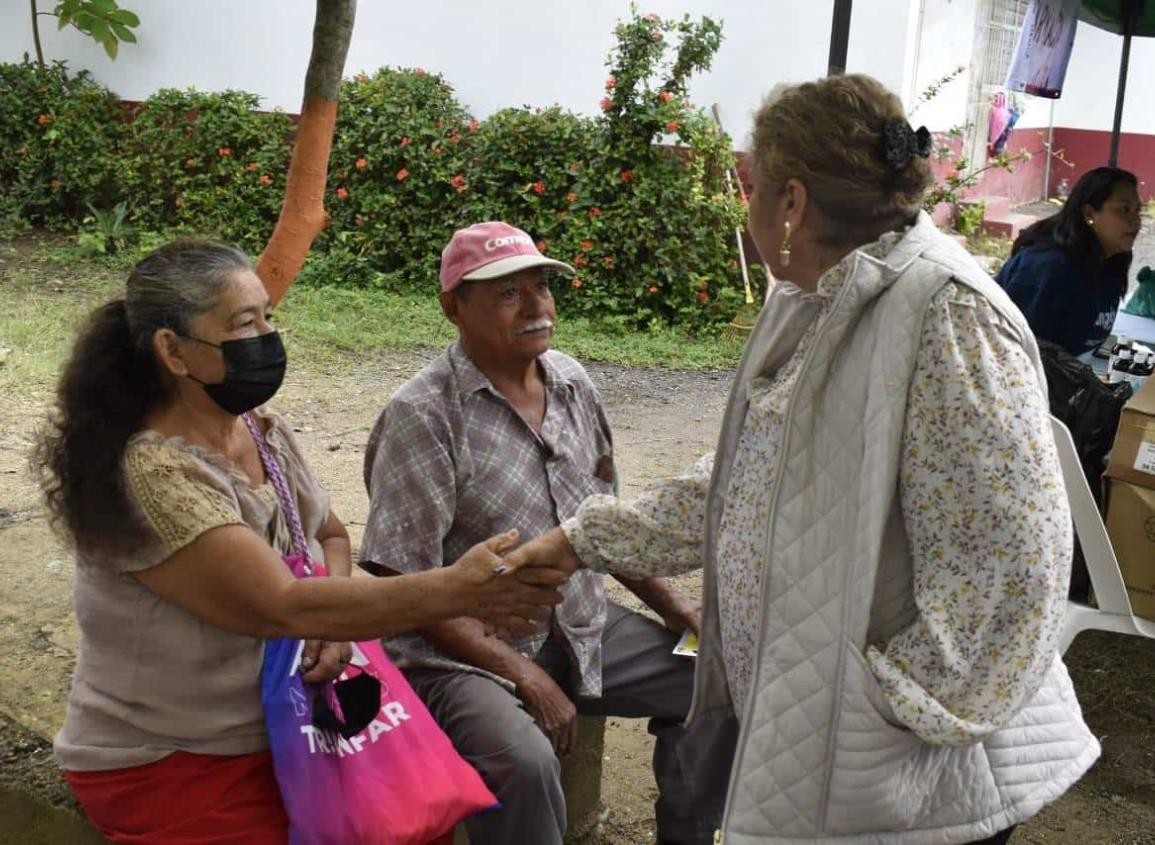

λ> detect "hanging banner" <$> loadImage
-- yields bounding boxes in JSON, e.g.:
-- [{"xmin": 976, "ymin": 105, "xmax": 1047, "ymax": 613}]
[{"xmin": 1005, "ymin": 0, "xmax": 1081, "ymax": 98}]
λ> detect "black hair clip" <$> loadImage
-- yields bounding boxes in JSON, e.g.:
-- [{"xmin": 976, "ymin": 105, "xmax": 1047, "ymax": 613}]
[{"xmin": 883, "ymin": 120, "xmax": 932, "ymax": 170}]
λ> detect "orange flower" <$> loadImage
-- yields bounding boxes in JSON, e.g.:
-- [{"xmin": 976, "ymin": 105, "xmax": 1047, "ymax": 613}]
[
  {"xmin": 580, "ymin": 240, "xmax": 593, "ymax": 251},
  {"xmin": 600, "ymin": 97, "xmax": 613, "ymax": 112},
  {"xmin": 468, "ymin": 119, "xmax": 480, "ymax": 131},
  {"xmin": 355, "ymin": 158, "xmax": 368, "ymax": 169},
  {"xmin": 566, "ymin": 192, "xmax": 579, "ymax": 204},
  {"xmin": 648, "ymin": 284, "xmax": 658, "ymax": 293},
  {"xmin": 37, "ymin": 114, "xmax": 51, "ymax": 126},
  {"xmin": 665, "ymin": 121, "xmax": 679, "ymax": 133},
  {"xmin": 218, "ymin": 147, "xmax": 231, "ymax": 157},
  {"xmin": 449, "ymin": 132, "xmax": 461, "ymax": 144},
  {"xmin": 605, "ymin": 77, "xmax": 616, "ymax": 91},
  {"xmin": 185, "ymin": 157, "xmax": 197, "ymax": 167},
  {"xmin": 450, "ymin": 174, "xmax": 466, "ymax": 192},
  {"xmin": 415, "ymin": 67, "xmax": 427, "ymax": 76},
  {"xmin": 659, "ymin": 91, "xmax": 674, "ymax": 103},
  {"xmin": 645, "ymin": 12, "xmax": 661, "ymax": 21},
  {"xmin": 532, "ymin": 181, "xmax": 545, "ymax": 195},
  {"xmin": 571, "ymin": 278, "xmax": 584, "ymax": 289},
  {"xmin": 651, "ymin": 29, "xmax": 662, "ymax": 41},
  {"xmin": 259, "ymin": 174, "xmax": 272, "ymax": 185},
  {"xmin": 50, "ymin": 179, "xmax": 62, "ymax": 189},
  {"xmin": 697, "ymin": 290, "xmax": 709, "ymax": 303},
  {"xmin": 603, "ymin": 256, "xmax": 616, "ymax": 269},
  {"xmin": 619, "ymin": 169, "xmax": 634, "ymax": 183},
  {"xmin": 336, "ymin": 186, "xmax": 348, "ymax": 199},
  {"xmin": 433, "ymin": 146, "xmax": 443, "ymax": 156},
  {"xmin": 245, "ymin": 162, "xmax": 257, "ymax": 172},
  {"xmin": 400, "ymin": 136, "xmax": 411, "ymax": 147},
  {"xmin": 396, "ymin": 168, "xmax": 410, "ymax": 181},
  {"xmin": 574, "ymin": 254, "xmax": 589, "ymax": 267},
  {"xmin": 536, "ymin": 240, "xmax": 548, "ymax": 252},
  {"xmin": 589, "ymin": 207, "xmax": 602, "ymax": 218}
]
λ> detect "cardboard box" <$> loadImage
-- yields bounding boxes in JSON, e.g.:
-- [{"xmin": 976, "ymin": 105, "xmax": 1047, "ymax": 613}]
[{"xmin": 1103, "ymin": 375, "xmax": 1155, "ymax": 622}]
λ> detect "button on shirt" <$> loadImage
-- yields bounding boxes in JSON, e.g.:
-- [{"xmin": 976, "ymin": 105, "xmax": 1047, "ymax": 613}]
[{"xmin": 360, "ymin": 342, "xmax": 615, "ymax": 697}]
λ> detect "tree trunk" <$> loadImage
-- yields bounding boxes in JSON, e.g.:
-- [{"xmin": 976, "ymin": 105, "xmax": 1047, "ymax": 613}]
[
  {"xmin": 30, "ymin": 0, "xmax": 46, "ymax": 68},
  {"xmin": 256, "ymin": 0, "xmax": 356, "ymax": 306}
]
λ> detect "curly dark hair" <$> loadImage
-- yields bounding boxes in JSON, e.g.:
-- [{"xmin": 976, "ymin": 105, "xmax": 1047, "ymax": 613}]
[{"xmin": 33, "ymin": 239, "xmax": 251, "ymax": 555}]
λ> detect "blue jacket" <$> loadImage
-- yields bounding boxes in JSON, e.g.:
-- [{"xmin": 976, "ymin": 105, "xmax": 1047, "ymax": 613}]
[{"xmin": 996, "ymin": 244, "xmax": 1125, "ymax": 356}]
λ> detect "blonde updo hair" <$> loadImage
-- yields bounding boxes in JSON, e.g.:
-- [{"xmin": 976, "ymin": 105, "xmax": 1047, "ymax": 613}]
[{"xmin": 749, "ymin": 74, "xmax": 932, "ymax": 245}]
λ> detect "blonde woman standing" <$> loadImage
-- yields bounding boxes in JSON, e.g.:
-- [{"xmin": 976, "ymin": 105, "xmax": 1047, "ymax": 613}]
[{"xmin": 512, "ymin": 75, "xmax": 1099, "ymax": 845}]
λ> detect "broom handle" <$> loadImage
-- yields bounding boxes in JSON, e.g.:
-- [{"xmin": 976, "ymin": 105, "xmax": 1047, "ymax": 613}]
[{"xmin": 712, "ymin": 104, "xmax": 775, "ymax": 302}]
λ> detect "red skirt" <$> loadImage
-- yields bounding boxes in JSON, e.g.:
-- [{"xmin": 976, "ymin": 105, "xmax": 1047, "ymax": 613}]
[{"xmin": 65, "ymin": 750, "xmax": 455, "ymax": 844}]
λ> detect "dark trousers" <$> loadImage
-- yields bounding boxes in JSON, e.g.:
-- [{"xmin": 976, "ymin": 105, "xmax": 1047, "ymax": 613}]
[{"xmin": 407, "ymin": 602, "xmax": 738, "ymax": 845}]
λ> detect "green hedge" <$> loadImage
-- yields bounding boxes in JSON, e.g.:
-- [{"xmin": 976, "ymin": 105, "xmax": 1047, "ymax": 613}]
[
  {"xmin": 0, "ymin": 59, "xmax": 125, "ymax": 227},
  {"xmin": 0, "ymin": 8, "xmax": 746, "ymax": 328}
]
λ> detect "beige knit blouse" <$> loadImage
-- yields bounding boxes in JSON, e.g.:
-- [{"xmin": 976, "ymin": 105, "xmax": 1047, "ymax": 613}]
[{"xmin": 54, "ymin": 408, "xmax": 331, "ymax": 771}]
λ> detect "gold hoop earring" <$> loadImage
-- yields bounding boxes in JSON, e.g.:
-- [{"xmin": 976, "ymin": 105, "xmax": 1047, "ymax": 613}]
[{"xmin": 779, "ymin": 221, "xmax": 793, "ymax": 267}]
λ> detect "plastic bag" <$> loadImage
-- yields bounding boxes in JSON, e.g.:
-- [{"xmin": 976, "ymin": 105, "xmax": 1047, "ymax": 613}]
[
  {"xmin": 1037, "ymin": 340, "xmax": 1131, "ymax": 502},
  {"xmin": 262, "ymin": 556, "xmax": 499, "ymax": 845},
  {"xmin": 1122, "ymin": 266, "xmax": 1155, "ymax": 318}
]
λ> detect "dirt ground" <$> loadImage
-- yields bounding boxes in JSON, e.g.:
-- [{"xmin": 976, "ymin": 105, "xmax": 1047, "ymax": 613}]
[{"xmin": 1, "ymin": 258, "xmax": 1154, "ymax": 843}]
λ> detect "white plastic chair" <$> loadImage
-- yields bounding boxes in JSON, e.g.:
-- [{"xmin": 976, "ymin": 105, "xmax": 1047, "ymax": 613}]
[{"xmin": 1051, "ymin": 416, "xmax": 1155, "ymax": 652}]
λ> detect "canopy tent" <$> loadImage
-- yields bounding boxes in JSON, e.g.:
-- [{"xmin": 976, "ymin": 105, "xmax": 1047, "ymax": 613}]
[{"xmin": 1078, "ymin": 0, "xmax": 1152, "ymax": 166}]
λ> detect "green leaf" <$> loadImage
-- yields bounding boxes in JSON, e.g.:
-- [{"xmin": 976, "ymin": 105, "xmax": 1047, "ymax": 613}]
[
  {"xmin": 88, "ymin": 17, "xmax": 110, "ymax": 43},
  {"xmin": 103, "ymin": 34, "xmax": 118, "ymax": 59},
  {"xmin": 56, "ymin": 10, "xmax": 72, "ymax": 29},
  {"xmin": 109, "ymin": 8, "xmax": 139, "ymax": 27},
  {"xmin": 109, "ymin": 21, "xmax": 135, "ymax": 42}
]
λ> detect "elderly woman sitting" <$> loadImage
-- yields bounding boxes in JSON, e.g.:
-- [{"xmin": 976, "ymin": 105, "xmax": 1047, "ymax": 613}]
[{"xmin": 511, "ymin": 74, "xmax": 1098, "ymax": 845}]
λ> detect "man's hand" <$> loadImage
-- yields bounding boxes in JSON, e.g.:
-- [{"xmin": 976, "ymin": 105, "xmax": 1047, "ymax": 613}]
[
  {"xmin": 300, "ymin": 639, "xmax": 354, "ymax": 684},
  {"xmin": 616, "ymin": 576, "xmax": 701, "ymax": 636},
  {"xmin": 507, "ymin": 527, "xmax": 583, "ymax": 584},
  {"xmin": 657, "ymin": 591, "xmax": 702, "ymax": 636},
  {"xmin": 515, "ymin": 662, "xmax": 577, "ymax": 756}
]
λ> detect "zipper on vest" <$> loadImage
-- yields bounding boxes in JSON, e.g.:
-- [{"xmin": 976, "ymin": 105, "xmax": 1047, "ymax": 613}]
[{"xmin": 715, "ymin": 265, "xmax": 861, "ymax": 836}]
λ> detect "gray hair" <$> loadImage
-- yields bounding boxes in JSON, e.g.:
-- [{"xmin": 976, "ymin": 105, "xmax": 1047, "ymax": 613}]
[{"xmin": 125, "ymin": 239, "xmax": 253, "ymax": 351}]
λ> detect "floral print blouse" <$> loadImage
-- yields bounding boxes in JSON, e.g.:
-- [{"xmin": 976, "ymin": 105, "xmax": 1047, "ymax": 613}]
[{"xmin": 563, "ymin": 238, "xmax": 1070, "ymax": 746}]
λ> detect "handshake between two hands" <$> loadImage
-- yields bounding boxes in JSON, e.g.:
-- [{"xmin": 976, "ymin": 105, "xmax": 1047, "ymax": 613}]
[{"xmin": 453, "ymin": 526, "xmax": 582, "ymax": 639}]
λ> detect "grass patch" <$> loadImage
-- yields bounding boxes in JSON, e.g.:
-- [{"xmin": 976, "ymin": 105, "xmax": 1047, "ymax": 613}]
[
  {"xmin": 278, "ymin": 284, "xmax": 746, "ymax": 370},
  {"xmin": 0, "ymin": 238, "xmax": 745, "ymax": 397},
  {"xmin": 0, "ymin": 244, "xmax": 121, "ymax": 394}
]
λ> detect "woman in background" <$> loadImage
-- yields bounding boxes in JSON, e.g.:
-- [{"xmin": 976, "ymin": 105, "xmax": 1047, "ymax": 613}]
[{"xmin": 997, "ymin": 166, "xmax": 1141, "ymax": 359}]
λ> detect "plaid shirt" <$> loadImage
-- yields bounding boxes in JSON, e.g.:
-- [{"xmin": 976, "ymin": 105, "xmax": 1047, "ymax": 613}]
[{"xmin": 359, "ymin": 341, "xmax": 615, "ymax": 697}]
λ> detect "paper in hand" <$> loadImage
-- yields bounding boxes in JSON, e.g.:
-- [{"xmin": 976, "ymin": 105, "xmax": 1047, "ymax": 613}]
[{"xmin": 672, "ymin": 629, "xmax": 699, "ymax": 658}]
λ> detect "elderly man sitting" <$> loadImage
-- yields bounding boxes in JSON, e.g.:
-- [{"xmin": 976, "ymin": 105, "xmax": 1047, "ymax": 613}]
[{"xmin": 359, "ymin": 222, "xmax": 735, "ymax": 845}]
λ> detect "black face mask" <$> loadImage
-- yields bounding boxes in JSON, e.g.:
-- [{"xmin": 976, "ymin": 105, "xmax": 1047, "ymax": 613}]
[{"xmin": 183, "ymin": 331, "xmax": 287, "ymax": 415}]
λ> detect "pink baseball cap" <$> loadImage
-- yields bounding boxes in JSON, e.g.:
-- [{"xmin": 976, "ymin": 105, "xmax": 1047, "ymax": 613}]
[{"xmin": 439, "ymin": 221, "xmax": 574, "ymax": 292}]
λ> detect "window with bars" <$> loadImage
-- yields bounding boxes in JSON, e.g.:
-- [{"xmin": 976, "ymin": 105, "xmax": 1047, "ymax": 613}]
[{"xmin": 964, "ymin": 0, "xmax": 1031, "ymax": 167}]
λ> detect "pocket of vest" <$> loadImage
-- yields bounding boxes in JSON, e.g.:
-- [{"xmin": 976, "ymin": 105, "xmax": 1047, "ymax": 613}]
[{"xmin": 822, "ymin": 643, "xmax": 986, "ymax": 834}]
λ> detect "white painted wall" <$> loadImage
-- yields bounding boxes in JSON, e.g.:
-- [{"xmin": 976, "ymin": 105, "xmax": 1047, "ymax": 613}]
[
  {"xmin": 1050, "ymin": 20, "xmax": 1155, "ymax": 134},
  {"xmin": 6, "ymin": 2, "xmax": 1148, "ymax": 145},
  {"xmin": 0, "ymin": 1, "xmax": 922, "ymax": 150},
  {"xmin": 905, "ymin": 0, "xmax": 978, "ymax": 128}
]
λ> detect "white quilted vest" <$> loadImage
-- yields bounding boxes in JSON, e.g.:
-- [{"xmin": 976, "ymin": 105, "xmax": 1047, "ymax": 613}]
[{"xmin": 689, "ymin": 214, "xmax": 1100, "ymax": 844}]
